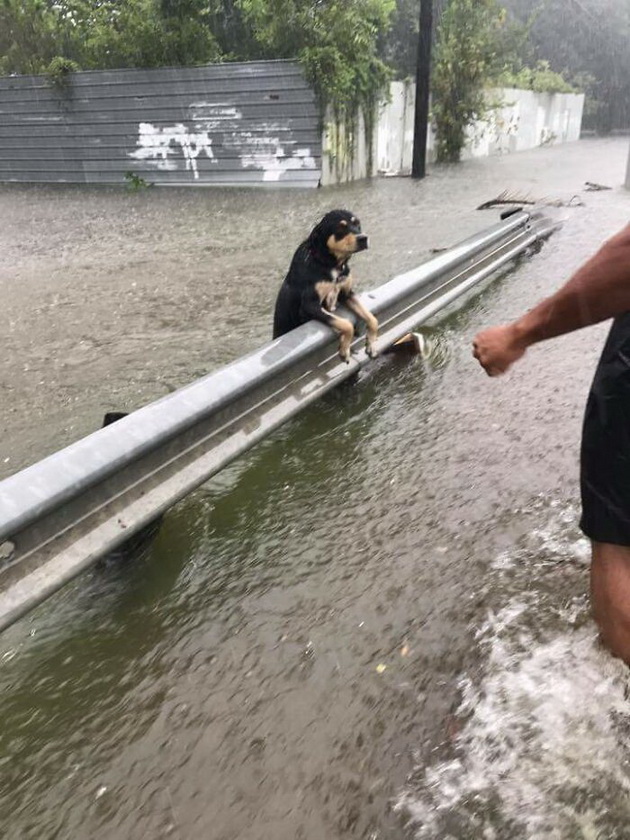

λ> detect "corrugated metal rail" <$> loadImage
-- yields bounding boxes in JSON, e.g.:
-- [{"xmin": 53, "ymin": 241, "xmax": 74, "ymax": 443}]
[
  {"xmin": 0, "ymin": 210, "xmax": 559, "ymax": 631},
  {"xmin": 0, "ymin": 60, "xmax": 321, "ymax": 187}
]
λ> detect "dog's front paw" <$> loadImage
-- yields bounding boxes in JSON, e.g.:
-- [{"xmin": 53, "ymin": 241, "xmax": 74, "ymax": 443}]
[{"xmin": 365, "ymin": 336, "xmax": 378, "ymax": 359}]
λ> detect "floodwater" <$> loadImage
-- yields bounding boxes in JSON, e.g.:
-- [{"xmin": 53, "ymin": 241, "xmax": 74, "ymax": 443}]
[{"xmin": 1, "ymin": 138, "xmax": 630, "ymax": 839}]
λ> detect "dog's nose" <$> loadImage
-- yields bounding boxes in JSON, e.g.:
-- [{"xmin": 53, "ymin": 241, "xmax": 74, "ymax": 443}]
[{"xmin": 356, "ymin": 234, "xmax": 369, "ymax": 251}]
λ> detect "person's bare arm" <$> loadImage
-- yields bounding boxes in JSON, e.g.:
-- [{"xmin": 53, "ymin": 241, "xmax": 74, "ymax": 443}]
[{"xmin": 473, "ymin": 224, "xmax": 630, "ymax": 376}]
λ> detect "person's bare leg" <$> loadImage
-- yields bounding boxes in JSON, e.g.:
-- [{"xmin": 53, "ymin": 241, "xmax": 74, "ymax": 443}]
[{"xmin": 591, "ymin": 540, "xmax": 630, "ymax": 664}]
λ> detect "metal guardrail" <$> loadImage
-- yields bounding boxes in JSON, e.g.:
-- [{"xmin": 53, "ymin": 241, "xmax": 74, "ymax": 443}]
[{"xmin": 0, "ymin": 209, "xmax": 559, "ymax": 631}]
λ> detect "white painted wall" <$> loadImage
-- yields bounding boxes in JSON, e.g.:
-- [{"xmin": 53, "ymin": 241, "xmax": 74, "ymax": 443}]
[
  {"xmin": 324, "ymin": 81, "xmax": 585, "ymax": 182},
  {"xmin": 321, "ymin": 107, "xmax": 375, "ymax": 186},
  {"xmin": 376, "ymin": 79, "xmax": 416, "ymax": 177},
  {"xmin": 458, "ymin": 88, "xmax": 585, "ymax": 163}
]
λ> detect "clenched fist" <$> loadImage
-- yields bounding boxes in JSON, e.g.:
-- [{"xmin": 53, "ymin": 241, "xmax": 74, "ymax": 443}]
[{"xmin": 472, "ymin": 324, "xmax": 528, "ymax": 377}]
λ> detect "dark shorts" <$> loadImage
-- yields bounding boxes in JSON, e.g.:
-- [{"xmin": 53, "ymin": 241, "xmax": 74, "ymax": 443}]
[{"xmin": 580, "ymin": 312, "xmax": 630, "ymax": 546}]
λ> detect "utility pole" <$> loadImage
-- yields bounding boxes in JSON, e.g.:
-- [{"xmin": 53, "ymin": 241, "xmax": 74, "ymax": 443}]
[{"xmin": 411, "ymin": 0, "xmax": 433, "ymax": 179}]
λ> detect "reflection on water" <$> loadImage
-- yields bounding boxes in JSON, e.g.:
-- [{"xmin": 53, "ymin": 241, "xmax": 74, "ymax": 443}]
[{"xmin": 1, "ymin": 139, "xmax": 630, "ymax": 838}]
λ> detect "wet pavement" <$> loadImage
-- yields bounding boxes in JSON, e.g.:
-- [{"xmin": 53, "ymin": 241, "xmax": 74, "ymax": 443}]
[{"xmin": 1, "ymin": 138, "xmax": 630, "ymax": 839}]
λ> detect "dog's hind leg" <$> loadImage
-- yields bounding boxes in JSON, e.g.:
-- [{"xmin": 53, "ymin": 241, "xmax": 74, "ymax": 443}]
[{"xmin": 343, "ymin": 292, "xmax": 379, "ymax": 358}]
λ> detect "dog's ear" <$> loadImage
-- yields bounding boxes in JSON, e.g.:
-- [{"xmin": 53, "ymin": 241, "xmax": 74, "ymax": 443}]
[
  {"xmin": 307, "ymin": 215, "xmax": 330, "ymax": 254},
  {"xmin": 308, "ymin": 210, "xmax": 348, "ymax": 254}
]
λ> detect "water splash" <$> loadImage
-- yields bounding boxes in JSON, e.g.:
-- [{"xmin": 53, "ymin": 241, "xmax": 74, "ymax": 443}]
[{"xmin": 397, "ymin": 503, "xmax": 630, "ymax": 839}]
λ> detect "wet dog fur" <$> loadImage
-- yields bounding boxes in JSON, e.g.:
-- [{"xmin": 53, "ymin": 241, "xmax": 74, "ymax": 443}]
[{"xmin": 272, "ymin": 209, "xmax": 378, "ymax": 362}]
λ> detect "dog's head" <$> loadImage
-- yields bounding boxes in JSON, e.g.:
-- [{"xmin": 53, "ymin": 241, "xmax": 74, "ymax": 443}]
[{"xmin": 308, "ymin": 209, "xmax": 368, "ymax": 263}]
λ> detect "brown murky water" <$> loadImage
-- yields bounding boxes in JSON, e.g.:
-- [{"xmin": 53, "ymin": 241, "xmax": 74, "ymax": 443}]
[{"xmin": 1, "ymin": 139, "xmax": 630, "ymax": 839}]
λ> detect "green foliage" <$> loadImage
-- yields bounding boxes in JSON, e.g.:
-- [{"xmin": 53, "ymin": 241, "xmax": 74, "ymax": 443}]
[
  {"xmin": 206, "ymin": 0, "xmax": 261, "ymax": 61},
  {"xmin": 58, "ymin": 0, "xmax": 222, "ymax": 70},
  {"xmin": 45, "ymin": 55, "xmax": 80, "ymax": 89},
  {"xmin": 376, "ymin": 0, "xmax": 417, "ymax": 80},
  {"xmin": 124, "ymin": 170, "xmax": 153, "ymax": 190},
  {"xmin": 381, "ymin": 0, "xmax": 453, "ymax": 81},
  {"xmin": 237, "ymin": 0, "xmax": 395, "ymax": 111},
  {"xmin": 0, "ymin": 0, "xmax": 63, "ymax": 75},
  {"xmin": 496, "ymin": 61, "xmax": 576, "ymax": 94},
  {"xmin": 0, "ymin": 0, "xmax": 223, "ymax": 75},
  {"xmin": 431, "ymin": 0, "xmax": 506, "ymax": 163},
  {"xmin": 430, "ymin": 1, "xmax": 576, "ymax": 164},
  {"xmin": 237, "ymin": 0, "xmax": 395, "ymax": 172}
]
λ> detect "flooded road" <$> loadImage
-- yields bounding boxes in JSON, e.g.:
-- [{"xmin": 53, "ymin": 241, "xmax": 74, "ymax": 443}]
[{"xmin": 1, "ymin": 138, "xmax": 630, "ymax": 839}]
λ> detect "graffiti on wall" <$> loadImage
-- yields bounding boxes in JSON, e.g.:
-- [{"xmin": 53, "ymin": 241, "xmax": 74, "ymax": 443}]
[
  {"xmin": 240, "ymin": 147, "xmax": 317, "ymax": 181},
  {"xmin": 128, "ymin": 123, "xmax": 216, "ymax": 179},
  {"xmin": 128, "ymin": 102, "xmax": 317, "ymax": 183}
]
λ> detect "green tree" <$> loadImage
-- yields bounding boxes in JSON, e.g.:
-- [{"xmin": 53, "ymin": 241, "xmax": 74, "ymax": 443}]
[
  {"xmin": 431, "ymin": 0, "xmax": 505, "ymax": 162},
  {"xmin": 61, "ymin": 0, "xmax": 221, "ymax": 69},
  {"xmin": 0, "ymin": 0, "xmax": 223, "ymax": 75},
  {"xmin": 158, "ymin": 0, "xmax": 222, "ymax": 66},
  {"xmin": 379, "ymin": 0, "xmax": 420, "ymax": 79},
  {"xmin": 207, "ymin": 0, "xmax": 261, "ymax": 60},
  {"xmin": 237, "ymin": 0, "xmax": 395, "ymax": 134},
  {"xmin": 380, "ymin": 0, "xmax": 451, "ymax": 80},
  {"xmin": 0, "ymin": 0, "xmax": 64, "ymax": 75}
]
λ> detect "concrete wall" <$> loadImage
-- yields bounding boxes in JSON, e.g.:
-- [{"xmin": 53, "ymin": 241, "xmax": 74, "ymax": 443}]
[
  {"xmin": 376, "ymin": 81, "xmax": 585, "ymax": 176},
  {"xmin": 0, "ymin": 60, "xmax": 321, "ymax": 187},
  {"xmin": 320, "ymin": 107, "xmax": 374, "ymax": 186}
]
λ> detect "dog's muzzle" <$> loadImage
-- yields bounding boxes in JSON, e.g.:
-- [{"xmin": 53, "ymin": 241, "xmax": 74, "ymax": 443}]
[{"xmin": 355, "ymin": 234, "xmax": 369, "ymax": 251}]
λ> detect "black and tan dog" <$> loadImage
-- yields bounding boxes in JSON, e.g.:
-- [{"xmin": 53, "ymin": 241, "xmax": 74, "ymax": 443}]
[{"xmin": 272, "ymin": 209, "xmax": 378, "ymax": 362}]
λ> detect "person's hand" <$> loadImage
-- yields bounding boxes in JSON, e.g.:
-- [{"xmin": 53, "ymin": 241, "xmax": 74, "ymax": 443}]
[{"xmin": 472, "ymin": 324, "xmax": 528, "ymax": 376}]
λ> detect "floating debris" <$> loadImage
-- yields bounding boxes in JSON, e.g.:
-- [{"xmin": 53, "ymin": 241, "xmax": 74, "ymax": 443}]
[
  {"xmin": 477, "ymin": 189, "xmax": 584, "ymax": 210},
  {"xmin": 584, "ymin": 181, "xmax": 612, "ymax": 191}
]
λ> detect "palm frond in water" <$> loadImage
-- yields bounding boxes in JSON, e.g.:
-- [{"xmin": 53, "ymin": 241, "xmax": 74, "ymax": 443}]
[{"xmin": 477, "ymin": 189, "xmax": 584, "ymax": 210}]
